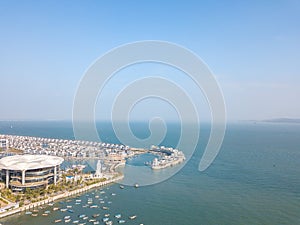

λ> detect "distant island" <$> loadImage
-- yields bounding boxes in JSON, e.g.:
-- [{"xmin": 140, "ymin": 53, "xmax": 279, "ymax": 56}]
[{"xmin": 261, "ymin": 118, "xmax": 300, "ymax": 123}]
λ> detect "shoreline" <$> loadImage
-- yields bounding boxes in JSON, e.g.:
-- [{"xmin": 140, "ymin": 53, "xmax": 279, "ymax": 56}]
[{"xmin": 0, "ymin": 175, "xmax": 123, "ymax": 219}]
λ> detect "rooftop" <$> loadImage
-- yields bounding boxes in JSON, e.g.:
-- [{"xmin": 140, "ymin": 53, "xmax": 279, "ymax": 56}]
[{"xmin": 0, "ymin": 155, "xmax": 64, "ymax": 171}]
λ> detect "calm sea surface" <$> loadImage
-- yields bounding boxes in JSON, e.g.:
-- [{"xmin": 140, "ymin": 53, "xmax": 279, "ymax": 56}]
[{"xmin": 0, "ymin": 121, "xmax": 300, "ymax": 225}]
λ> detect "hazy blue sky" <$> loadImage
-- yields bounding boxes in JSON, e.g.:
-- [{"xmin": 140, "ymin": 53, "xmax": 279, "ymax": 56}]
[{"xmin": 0, "ymin": 1, "xmax": 299, "ymax": 121}]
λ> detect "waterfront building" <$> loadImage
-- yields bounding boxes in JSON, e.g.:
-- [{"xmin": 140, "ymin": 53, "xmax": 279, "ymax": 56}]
[
  {"xmin": 0, "ymin": 155, "xmax": 63, "ymax": 192},
  {"xmin": 0, "ymin": 139, "xmax": 7, "ymax": 150}
]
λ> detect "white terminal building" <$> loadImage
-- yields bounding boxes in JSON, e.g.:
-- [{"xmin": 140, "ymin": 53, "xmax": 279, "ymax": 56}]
[{"xmin": 0, "ymin": 155, "xmax": 63, "ymax": 192}]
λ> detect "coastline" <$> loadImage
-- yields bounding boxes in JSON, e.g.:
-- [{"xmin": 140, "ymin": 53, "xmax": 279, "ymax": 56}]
[
  {"xmin": 0, "ymin": 175, "xmax": 124, "ymax": 219},
  {"xmin": 0, "ymin": 134, "xmax": 185, "ymax": 220}
]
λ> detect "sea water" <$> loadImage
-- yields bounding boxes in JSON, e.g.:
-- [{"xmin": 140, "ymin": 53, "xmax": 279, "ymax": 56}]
[{"xmin": 0, "ymin": 121, "xmax": 300, "ymax": 225}]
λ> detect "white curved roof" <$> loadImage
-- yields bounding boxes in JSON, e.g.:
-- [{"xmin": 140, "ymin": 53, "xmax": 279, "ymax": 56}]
[{"xmin": 0, "ymin": 155, "xmax": 64, "ymax": 170}]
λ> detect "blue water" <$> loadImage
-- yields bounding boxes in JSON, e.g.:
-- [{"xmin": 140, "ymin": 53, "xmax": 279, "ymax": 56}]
[{"xmin": 0, "ymin": 121, "xmax": 300, "ymax": 225}]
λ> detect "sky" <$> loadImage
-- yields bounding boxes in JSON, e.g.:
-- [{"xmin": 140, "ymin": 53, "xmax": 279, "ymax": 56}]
[{"xmin": 0, "ymin": 0, "xmax": 299, "ymax": 122}]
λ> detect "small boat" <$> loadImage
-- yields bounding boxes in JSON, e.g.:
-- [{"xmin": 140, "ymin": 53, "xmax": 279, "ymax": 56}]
[
  {"xmin": 134, "ymin": 183, "xmax": 139, "ymax": 188},
  {"xmin": 68, "ymin": 209, "xmax": 74, "ymax": 213},
  {"xmin": 119, "ymin": 185, "xmax": 124, "ymax": 189},
  {"xmin": 42, "ymin": 213, "xmax": 48, "ymax": 216},
  {"xmin": 104, "ymin": 214, "xmax": 110, "ymax": 217},
  {"xmin": 90, "ymin": 205, "xmax": 98, "ymax": 208},
  {"xmin": 64, "ymin": 215, "xmax": 71, "ymax": 219},
  {"xmin": 118, "ymin": 220, "xmax": 125, "ymax": 224},
  {"xmin": 54, "ymin": 219, "xmax": 62, "ymax": 223},
  {"xmin": 111, "ymin": 193, "xmax": 116, "ymax": 196},
  {"xmin": 76, "ymin": 199, "xmax": 82, "ymax": 202},
  {"xmin": 33, "ymin": 209, "xmax": 39, "ymax": 212},
  {"xmin": 65, "ymin": 219, "xmax": 71, "ymax": 223},
  {"xmin": 93, "ymin": 222, "xmax": 100, "ymax": 225},
  {"xmin": 102, "ymin": 218, "xmax": 109, "ymax": 222},
  {"xmin": 102, "ymin": 206, "xmax": 109, "ymax": 210},
  {"xmin": 95, "ymin": 195, "xmax": 100, "ymax": 198},
  {"xmin": 129, "ymin": 215, "xmax": 137, "ymax": 220},
  {"xmin": 53, "ymin": 207, "xmax": 60, "ymax": 211},
  {"xmin": 83, "ymin": 216, "xmax": 89, "ymax": 220},
  {"xmin": 31, "ymin": 214, "xmax": 38, "ymax": 217},
  {"xmin": 61, "ymin": 208, "xmax": 67, "ymax": 212},
  {"xmin": 78, "ymin": 214, "xmax": 86, "ymax": 218},
  {"xmin": 44, "ymin": 210, "xmax": 51, "ymax": 214},
  {"xmin": 89, "ymin": 219, "xmax": 96, "ymax": 222},
  {"xmin": 92, "ymin": 214, "xmax": 100, "ymax": 218},
  {"xmin": 48, "ymin": 203, "xmax": 54, "ymax": 206},
  {"xmin": 105, "ymin": 221, "xmax": 113, "ymax": 225},
  {"xmin": 115, "ymin": 214, "xmax": 121, "ymax": 219},
  {"xmin": 25, "ymin": 211, "xmax": 32, "ymax": 215},
  {"xmin": 73, "ymin": 220, "xmax": 79, "ymax": 224},
  {"xmin": 67, "ymin": 205, "xmax": 72, "ymax": 208}
]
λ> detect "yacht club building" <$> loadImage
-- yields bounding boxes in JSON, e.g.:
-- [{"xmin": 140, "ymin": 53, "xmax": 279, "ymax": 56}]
[{"xmin": 0, "ymin": 155, "xmax": 63, "ymax": 192}]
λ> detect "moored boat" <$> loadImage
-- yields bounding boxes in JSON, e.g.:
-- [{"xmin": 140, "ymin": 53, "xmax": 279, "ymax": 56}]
[
  {"xmin": 115, "ymin": 214, "xmax": 121, "ymax": 219},
  {"xmin": 129, "ymin": 215, "xmax": 137, "ymax": 220},
  {"xmin": 102, "ymin": 217, "xmax": 109, "ymax": 222}
]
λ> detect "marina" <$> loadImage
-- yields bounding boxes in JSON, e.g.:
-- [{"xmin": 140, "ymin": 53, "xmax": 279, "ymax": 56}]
[
  {"xmin": 0, "ymin": 134, "xmax": 185, "ymax": 172},
  {"xmin": 0, "ymin": 182, "xmax": 146, "ymax": 225},
  {"xmin": 0, "ymin": 133, "xmax": 185, "ymax": 222},
  {"xmin": 16, "ymin": 185, "xmax": 145, "ymax": 225}
]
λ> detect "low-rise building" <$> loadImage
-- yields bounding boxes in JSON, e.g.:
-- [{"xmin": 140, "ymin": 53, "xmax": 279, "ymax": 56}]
[{"xmin": 0, "ymin": 155, "xmax": 64, "ymax": 192}]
